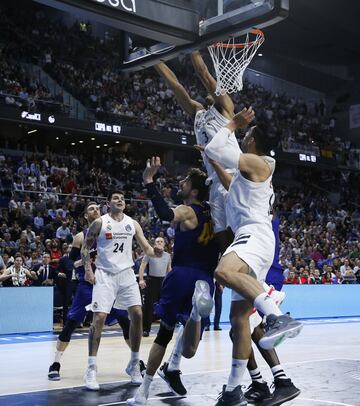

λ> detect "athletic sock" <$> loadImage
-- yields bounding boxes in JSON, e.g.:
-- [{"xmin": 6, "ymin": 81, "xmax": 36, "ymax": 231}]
[
  {"xmin": 167, "ymin": 325, "xmax": 184, "ymax": 371},
  {"xmin": 54, "ymin": 351, "xmax": 63, "ymax": 363},
  {"xmin": 271, "ymin": 365, "xmax": 287, "ymax": 380},
  {"xmin": 88, "ymin": 356, "xmax": 97, "ymax": 368},
  {"xmin": 249, "ymin": 367, "xmax": 264, "ymax": 383},
  {"xmin": 131, "ymin": 351, "xmax": 140, "ymax": 363},
  {"xmin": 253, "ymin": 292, "xmax": 283, "ymax": 317},
  {"xmin": 226, "ymin": 359, "xmax": 247, "ymax": 392},
  {"xmin": 139, "ymin": 373, "xmax": 153, "ymax": 397}
]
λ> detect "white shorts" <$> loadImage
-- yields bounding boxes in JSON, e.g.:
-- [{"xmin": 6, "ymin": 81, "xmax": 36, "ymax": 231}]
[
  {"xmin": 224, "ymin": 225, "xmax": 275, "ymax": 302},
  {"xmin": 209, "ymin": 181, "xmax": 228, "ymax": 233},
  {"xmin": 89, "ymin": 267, "xmax": 142, "ymax": 313}
]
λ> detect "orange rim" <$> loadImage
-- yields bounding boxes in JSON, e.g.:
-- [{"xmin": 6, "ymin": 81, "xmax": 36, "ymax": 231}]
[{"xmin": 210, "ymin": 29, "xmax": 264, "ymax": 48}]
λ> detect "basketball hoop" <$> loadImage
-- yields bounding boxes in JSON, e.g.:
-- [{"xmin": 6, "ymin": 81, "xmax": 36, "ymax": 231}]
[{"xmin": 208, "ymin": 29, "xmax": 265, "ymax": 96}]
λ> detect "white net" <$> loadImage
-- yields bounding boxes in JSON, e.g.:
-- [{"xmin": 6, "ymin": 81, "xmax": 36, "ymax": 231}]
[{"xmin": 208, "ymin": 29, "xmax": 265, "ymax": 96}]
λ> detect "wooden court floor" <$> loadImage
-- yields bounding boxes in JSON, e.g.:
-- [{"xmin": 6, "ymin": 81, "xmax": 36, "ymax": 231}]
[{"xmin": 0, "ymin": 320, "xmax": 360, "ymax": 405}]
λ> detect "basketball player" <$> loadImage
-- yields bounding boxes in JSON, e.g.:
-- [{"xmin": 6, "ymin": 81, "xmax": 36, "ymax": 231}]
[
  {"xmin": 207, "ymin": 158, "xmax": 301, "ymax": 405},
  {"xmin": 48, "ymin": 202, "xmax": 132, "ymax": 381},
  {"xmin": 155, "ymin": 51, "xmax": 246, "ymax": 253},
  {"xmin": 82, "ymin": 191, "xmax": 162, "ymax": 390},
  {"xmin": 202, "ymin": 113, "xmax": 302, "ymax": 405},
  {"xmin": 127, "ymin": 158, "xmax": 219, "ymax": 405}
]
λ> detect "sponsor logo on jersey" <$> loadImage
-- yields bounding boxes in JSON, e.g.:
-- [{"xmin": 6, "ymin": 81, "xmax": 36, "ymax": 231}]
[
  {"xmin": 93, "ymin": 302, "xmax": 98, "ymax": 309},
  {"xmin": 105, "ymin": 232, "xmax": 113, "ymax": 240},
  {"xmin": 125, "ymin": 224, "xmax": 132, "ymax": 232},
  {"xmin": 106, "ymin": 222, "xmax": 112, "ymax": 231}
]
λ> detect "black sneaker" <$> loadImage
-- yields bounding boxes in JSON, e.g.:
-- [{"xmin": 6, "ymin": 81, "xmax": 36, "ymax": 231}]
[
  {"xmin": 215, "ymin": 385, "xmax": 247, "ymax": 406},
  {"xmin": 157, "ymin": 362, "xmax": 187, "ymax": 396},
  {"xmin": 143, "ymin": 330, "xmax": 150, "ymax": 337},
  {"xmin": 214, "ymin": 326, "xmax": 222, "ymax": 331},
  {"xmin": 48, "ymin": 362, "xmax": 61, "ymax": 381},
  {"xmin": 259, "ymin": 314, "xmax": 303, "ymax": 350},
  {"xmin": 244, "ymin": 381, "xmax": 271, "ymax": 403},
  {"xmin": 261, "ymin": 378, "xmax": 301, "ymax": 406},
  {"xmin": 139, "ymin": 359, "xmax": 146, "ymax": 377}
]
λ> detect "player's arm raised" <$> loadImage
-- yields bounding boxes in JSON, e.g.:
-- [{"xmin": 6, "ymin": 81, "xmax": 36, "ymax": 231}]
[
  {"xmin": 142, "ymin": 157, "xmax": 198, "ymax": 229},
  {"xmin": 209, "ymin": 159, "xmax": 233, "ymax": 191},
  {"xmin": 81, "ymin": 218, "xmax": 102, "ymax": 284},
  {"xmin": 191, "ymin": 51, "xmax": 234, "ymax": 118},
  {"xmin": 155, "ymin": 63, "xmax": 203, "ymax": 115},
  {"xmin": 133, "ymin": 220, "xmax": 161, "ymax": 258}
]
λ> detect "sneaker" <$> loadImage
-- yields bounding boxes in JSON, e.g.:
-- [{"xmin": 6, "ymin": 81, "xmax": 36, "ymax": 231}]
[
  {"xmin": 259, "ymin": 314, "xmax": 303, "ymax": 350},
  {"xmin": 139, "ymin": 360, "xmax": 147, "ymax": 377},
  {"xmin": 48, "ymin": 362, "xmax": 61, "ymax": 381},
  {"xmin": 126, "ymin": 388, "xmax": 148, "ymax": 406},
  {"xmin": 126, "ymin": 360, "xmax": 143, "ymax": 385},
  {"xmin": 192, "ymin": 280, "xmax": 214, "ymax": 318},
  {"xmin": 261, "ymin": 378, "xmax": 300, "ymax": 406},
  {"xmin": 142, "ymin": 331, "xmax": 149, "ymax": 337},
  {"xmin": 244, "ymin": 381, "xmax": 271, "ymax": 403},
  {"xmin": 204, "ymin": 325, "xmax": 210, "ymax": 331},
  {"xmin": 84, "ymin": 366, "xmax": 100, "ymax": 391},
  {"xmin": 215, "ymin": 385, "xmax": 247, "ymax": 406},
  {"xmin": 158, "ymin": 362, "xmax": 187, "ymax": 396},
  {"xmin": 214, "ymin": 326, "xmax": 222, "ymax": 331},
  {"xmin": 267, "ymin": 287, "xmax": 286, "ymax": 307}
]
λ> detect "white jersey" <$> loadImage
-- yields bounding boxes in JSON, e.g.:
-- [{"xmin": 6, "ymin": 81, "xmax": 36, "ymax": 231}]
[
  {"xmin": 95, "ymin": 213, "xmax": 135, "ymax": 274},
  {"xmin": 226, "ymin": 156, "xmax": 276, "ymax": 233},
  {"xmin": 194, "ymin": 106, "xmax": 241, "ymax": 183}
]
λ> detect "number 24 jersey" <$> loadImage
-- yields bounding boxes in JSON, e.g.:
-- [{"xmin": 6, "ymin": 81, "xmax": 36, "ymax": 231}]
[{"xmin": 95, "ymin": 213, "xmax": 135, "ymax": 273}]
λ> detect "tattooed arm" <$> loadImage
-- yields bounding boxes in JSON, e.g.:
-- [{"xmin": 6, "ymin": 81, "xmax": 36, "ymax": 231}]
[{"xmin": 81, "ymin": 217, "xmax": 102, "ymax": 285}]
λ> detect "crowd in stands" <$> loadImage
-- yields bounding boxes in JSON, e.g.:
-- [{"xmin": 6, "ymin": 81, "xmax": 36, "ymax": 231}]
[{"xmin": 0, "ymin": 3, "xmax": 359, "ymax": 170}]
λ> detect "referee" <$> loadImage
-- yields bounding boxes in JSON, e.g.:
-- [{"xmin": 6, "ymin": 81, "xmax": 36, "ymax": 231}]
[{"xmin": 139, "ymin": 237, "xmax": 171, "ymax": 336}]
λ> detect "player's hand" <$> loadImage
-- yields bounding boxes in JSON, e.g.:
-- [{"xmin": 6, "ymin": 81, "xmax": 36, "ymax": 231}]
[
  {"xmin": 143, "ymin": 156, "xmax": 161, "ymax": 185},
  {"xmin": 232, "ymin": 107, "xmax": 255, "ymax": 129},
  {"xmin": 85, "ymin": 269, "xmax": 96, "ymax": 285},
  {"xmin": 139, "ymin": 279, "xmax": 146, "ymax": 290},
  {"xmin": 194, "ymin": 144, "xmax": 205, "ymax": 152}
]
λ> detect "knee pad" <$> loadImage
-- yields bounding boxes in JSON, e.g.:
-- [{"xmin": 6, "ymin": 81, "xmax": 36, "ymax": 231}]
[
  {"xmin": 154, "ymin": 322, "xmax": 174, "ymax": 348},
  {"xmin": 58, "ymin": 319, "xmax": 78, "ymax": 342}
]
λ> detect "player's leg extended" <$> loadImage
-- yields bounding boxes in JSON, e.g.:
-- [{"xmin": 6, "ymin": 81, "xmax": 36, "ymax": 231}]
[
  {"xmin": 216, "ymin": 300, "xmax": 253, "ymax": 406},
  {"xmin": 215, "ymin": 252, "xmax": 302, "ymax": 349}
]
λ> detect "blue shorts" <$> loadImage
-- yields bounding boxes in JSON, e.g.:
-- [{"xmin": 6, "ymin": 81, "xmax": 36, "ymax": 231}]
[
  {"xmin": 265, "ymin": 267, "xmax": 284, "ymax": 292},
  {"xmin": 155, "ymin": 266, "xmax": 214, "ymax": 329},
  {"xmin": 67, "ymin": 281, "xmax": 128, "ymax": 323}
]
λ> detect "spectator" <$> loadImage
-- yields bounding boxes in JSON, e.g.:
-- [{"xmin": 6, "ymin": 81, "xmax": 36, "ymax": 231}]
[
  {"xmin": 32, "ymin": 252, "xmax": 56, "ymax": 286},
  {"xmin": 56, "ymin": 221, "xmax": 71, "ymax": 242},
  {"xmin": 0, "ymin": 254, "xmax": 37, "ymax": 287}
]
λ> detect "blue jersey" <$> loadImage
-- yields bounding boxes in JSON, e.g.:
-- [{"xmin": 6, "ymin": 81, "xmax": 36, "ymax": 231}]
[
  {"xmin": 76, "ymin": 229, "xmax": 97, "ymax": 282},
  {"xmin": 172, "ymin": 203, "xmax": 219, "ymax": 273},
  {"xmin": 266, "ymin": 213, "xmax": 284, "ymax": 288}
]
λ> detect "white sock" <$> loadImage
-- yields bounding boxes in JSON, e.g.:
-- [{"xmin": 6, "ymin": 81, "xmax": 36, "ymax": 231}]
[
  {"xmin": 131, "ymin": 351, "xmax": 140, "ymax": 363},
  {"xmin": 190, "ymin": 305, "xmax": 201, "ymax": 322},
  {"xmin": 88, "ymin": 356, "xmax": 96, "ymax": 368},
  {"xmin": 253, "ymin": 292, "xmax": 282, "ymax": 317},
  {"xmin": 271, "ymin": 365, "xmax": 287, "ymax": 380},
  {"xmin": 249, "ymin": 367, "xmax": 264, "ymax": 383},
  {"xmin": 54, "ymin": 351, "xmax": 63, "ymax": 363},
  {"xmin": 138, "ymin": 373, "xmax": 153, "ymax": 398},
  {"xmin": 226, "ymin": 359, "xmax": 247, "ymax": 392},
  {"xmin": 167, "ymin": 325, "xmax": 184, "ymax": 371}
]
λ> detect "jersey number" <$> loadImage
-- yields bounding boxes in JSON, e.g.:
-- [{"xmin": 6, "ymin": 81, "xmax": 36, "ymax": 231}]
[
  {"xmin": 198, "ymin": 221, "xmax": 214, "ymax": 246},
  {"xmin": 113, "ymin": 243, "xmax": 124, "ymax": 253},
  {"xmin": 202, "ymin": 131, "xmax": 209, "ymax": 144},
  {"xmin": 268, "ymin": 193, "xmax": 275, "ymax": 216}
]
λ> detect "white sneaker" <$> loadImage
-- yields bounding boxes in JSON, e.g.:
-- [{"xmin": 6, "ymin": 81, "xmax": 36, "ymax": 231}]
[
  {"xmin": 126, "ymin": 388, "xmax": 148, "ymax": 405},
  {"xmin": 192, "ymin": 280, "xmax": 214, "ymax": 318},
  {"xmin": 84, "ymin": 366, "xmax": 99, "ymax": 391},
  {"xmin": 126, "ymin": 360, "xmax": 143, "ymax": 385}
]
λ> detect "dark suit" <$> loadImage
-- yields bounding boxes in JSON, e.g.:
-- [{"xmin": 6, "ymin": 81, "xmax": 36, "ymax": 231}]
[
  {"xmin": 32, "ymin": 264, "xmax": 56, "ymax": 286},
  {"xmin": 56, "ymin": 254, "xmax": 74, "ymax": 323}
]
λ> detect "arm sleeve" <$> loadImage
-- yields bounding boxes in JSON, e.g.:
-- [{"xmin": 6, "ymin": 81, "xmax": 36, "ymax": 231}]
[
  {"xmin": 204, "ymin": 127, "xmax": 240, "ymax": 169},
  {"xmin": 145, "ymin": 183, "xmax": 175, "ymax": 222}
]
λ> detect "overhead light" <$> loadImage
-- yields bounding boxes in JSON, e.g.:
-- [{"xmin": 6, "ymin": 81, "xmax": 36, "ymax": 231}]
[
  {"xmin": 258, "ymin": 53, "xmax": 263, "ymax": 56},
  {"xmin": 255, "ymin": 73, "xmax": 260, "ymax": 76},
  {"xmin": 56, "ymin": 137, "xmax": 59, "ymax": 140},
  {"xmin": 103, "ymin": 143, "xmax": 108, "ymax": 147},
  {"xmin": 115, "ymin": 141, "xmax": 120, "ymax": 144},
  {"xmin": 71, "ymin": 142, "xmax": 75, "ymax": 146},
  {"xmin": 27, "ymin": 129, "xmax": 37, "ymax": 134},
  {"xmin": 270, "ymin": 150, "xmax": 275, "ymax": 157},
  {"xmin": 91, "ymin": 137, "xmax": 95, "ymax": 141},
  {"xmin": 96, "ymin": 145, "xmax": 100, "ymax": 149},
  {"xmin": 79, "ymin": 140, "xmax": 84, "ymax": 143}
]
